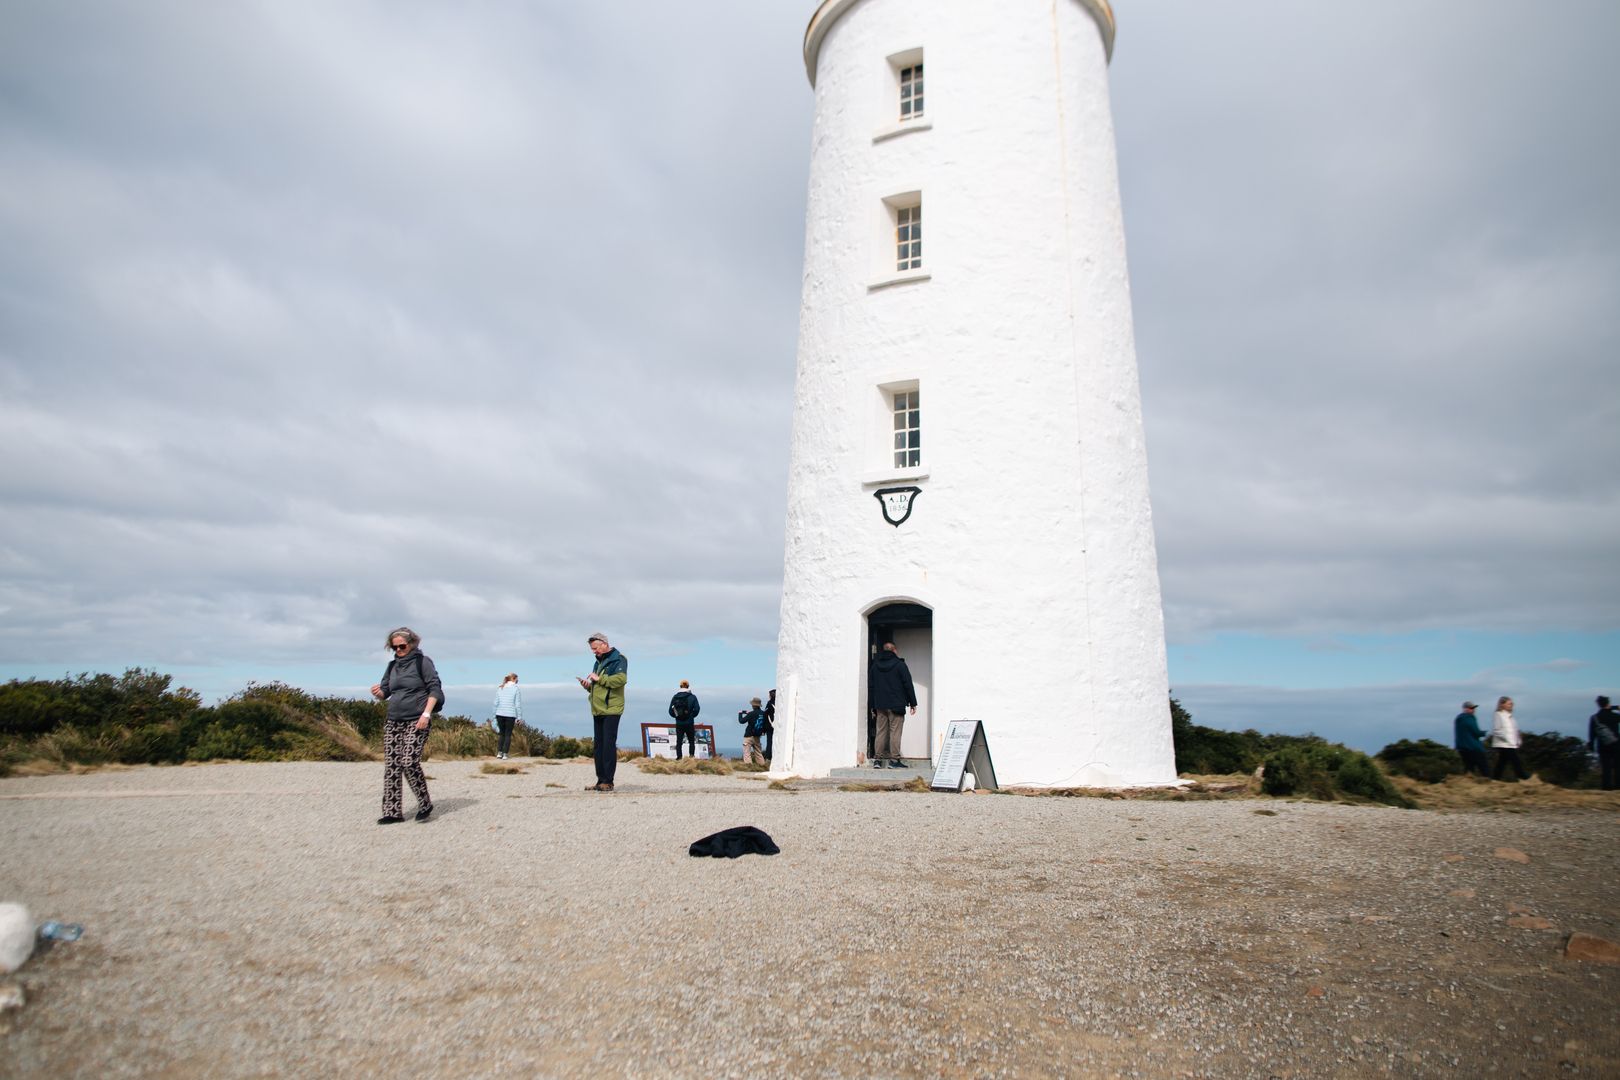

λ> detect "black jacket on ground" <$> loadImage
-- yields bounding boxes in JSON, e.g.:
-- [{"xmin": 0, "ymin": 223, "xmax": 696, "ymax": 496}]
[{"xmin": 868, "ymin": 651, "xmax": 917, "ymax": 712}]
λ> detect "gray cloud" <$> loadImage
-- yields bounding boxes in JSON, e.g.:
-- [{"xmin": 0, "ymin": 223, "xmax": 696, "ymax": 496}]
[{"xmin": 0, "ymin": 2, "xmax": 1615, "ymax": 708}]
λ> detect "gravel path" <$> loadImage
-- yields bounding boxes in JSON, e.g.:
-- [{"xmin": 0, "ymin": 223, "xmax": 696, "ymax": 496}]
[{"xmin": 2, "ymin": 759, "xmax": 1618, "ymax": 1078}]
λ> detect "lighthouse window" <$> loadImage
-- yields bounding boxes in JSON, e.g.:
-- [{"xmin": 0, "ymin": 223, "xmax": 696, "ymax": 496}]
[
  {"xmin": 896, "ymin": 204, "xmax": 922, "ymax": 271},
  {"xmin": 900, "ymin": 63, "xmax": 924, "ymax": 120},
  {"xmin": 892, "ymin": 390, "xmax": 921, "ymax": 468}
]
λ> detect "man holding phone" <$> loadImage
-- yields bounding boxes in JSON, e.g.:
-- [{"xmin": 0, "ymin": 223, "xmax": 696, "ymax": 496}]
[{"xmin": 578, "ymin": 632, "xmax": 628, "ymax": 791}]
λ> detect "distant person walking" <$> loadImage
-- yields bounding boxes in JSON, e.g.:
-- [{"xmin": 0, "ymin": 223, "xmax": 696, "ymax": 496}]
[
  {"xmin": 370, "ymin": 626, "xmax": 440, "ymax": 824},
  {"xmin": 738, "ymin": 697, "xmax": 769, "ymax": 765},
  {"xmin": 1490, "ymin": 695, "xmax": 1529, "ymax": 781},
  {"xmin": 1454, "ymin": 701, "xmax": 1489, "ymax": 777},
  {"xmin": 493, "ymin": 674, "xmax": 522, "ymax": 760},
  {"xmin": 669, "ymin": 680, "xmax": 701, "ymax": 760},
  {"xmin": 867, "ymin": 641, "xmax": 916, "ymax": 769},
  {"xmin": 1589, "ymin": 695, "xmax": 1620, "ymax": 791},
  {"xmin": 577, "ymin": 632, "xmax": 628, "ymax": 792}
]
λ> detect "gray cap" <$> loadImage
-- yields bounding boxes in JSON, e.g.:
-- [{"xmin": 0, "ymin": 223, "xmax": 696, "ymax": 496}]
[
  {"xmin": 1462, "ymin": 701, "xmax": 1478, "ymax": 709},
  {"xmin": 587, "ymin": 631, "xmax": 609, "ymax": 645}
]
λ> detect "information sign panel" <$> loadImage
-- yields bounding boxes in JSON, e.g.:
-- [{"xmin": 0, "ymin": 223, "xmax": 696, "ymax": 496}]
[
  {"xmin": 930, "ymin": 720, "xmax": 997, "ymax": 792},
  {"xmin": 640, "ymin": 723, "xmax": 715, "ymax": 760}
]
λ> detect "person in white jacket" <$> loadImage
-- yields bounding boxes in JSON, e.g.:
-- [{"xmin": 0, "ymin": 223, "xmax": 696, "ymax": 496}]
[
  {"xmin": 493, "ymin": 674, "xmax": 523, "ymax": 760},
  {"xmin": 1489, "ymin": 695, "xmax": 1529, "ymax": 781}
]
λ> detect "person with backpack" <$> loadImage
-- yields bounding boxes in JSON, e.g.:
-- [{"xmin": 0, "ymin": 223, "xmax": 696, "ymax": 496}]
[
  {"xmin": 1589, "ymin": 695, "xmax": 1620, "ymax": 790},
  {"xmin": 738, "ymin": 697, "xmax": 769, "ymax": 765},
  {"xmin": 668, "ymin": 680, "xmax": 701, "ymax": 759},
  {"xmin": 492, "ymin": 673, "xmax": 522, "ymax": 760},
  {"xmin": 369, "ymin": 626, "xmax": 443, "ymax": 823}
]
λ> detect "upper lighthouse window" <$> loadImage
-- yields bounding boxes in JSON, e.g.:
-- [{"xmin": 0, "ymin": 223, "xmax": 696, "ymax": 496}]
[
  {"xmin": 896, "ymin": 202, "xmax": 922, "ymax": 271},
  {"xmin": 899, "ymin": 62, "xmax": 924, "ymax": 120},
  {"xmin": 873, "ymin": 49, "xmax": 931, "ymax": 144}
]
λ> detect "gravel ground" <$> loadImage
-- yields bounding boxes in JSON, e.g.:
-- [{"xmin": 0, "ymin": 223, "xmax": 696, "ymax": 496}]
[{"xmin": 2, "ymin": 759, "xmax": 1618, "ymax": 1078}]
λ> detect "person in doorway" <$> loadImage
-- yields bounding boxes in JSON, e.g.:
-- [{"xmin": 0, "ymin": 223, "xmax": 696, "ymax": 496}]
[
  {"xmin": 369, "ymin": 626, "xmax": 440, "ymax": 824},
  {"xmin": 577, "ymin": 632, "xmax": 628, "ymax": 791},
  {"xmin": 1490, "ymin": 696, "xmax": 1529, "ymax": 781},
  {"xmin": 1454, "ymin": 701, "xmax": 1489, "ymax": 778},
  {"xmin": 738, "ymin": 697, "xmax": 769, "ymax": 765},
  {"xmin": 867, "ymin": 641, "xmax": 916, "ymax": 769},
  {"xmin": 669, "ymin": 680, "xmax": 701, "ymax": 759},
  {"xmin": 492, "ymin": 673, "xmax": 522, "ymax": 760},
  {"xmin": 1588, "ymin": 695, "xmax": 1620, "ymax": 791}
]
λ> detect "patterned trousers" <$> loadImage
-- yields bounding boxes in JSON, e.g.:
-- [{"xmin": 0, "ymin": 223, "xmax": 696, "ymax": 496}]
[{"xmin": 382, "ymin": 721, "xmax": 432, "ymax": 817}]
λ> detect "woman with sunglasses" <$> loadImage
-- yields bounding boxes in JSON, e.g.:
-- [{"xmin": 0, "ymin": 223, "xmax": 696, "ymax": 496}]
[{"xmin": 369, "ymin": 626, "xmax": 442, "ymax": 823}]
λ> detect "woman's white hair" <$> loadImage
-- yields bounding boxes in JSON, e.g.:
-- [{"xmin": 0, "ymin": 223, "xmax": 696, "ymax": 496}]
[{"xmin": 385, "ymin": 626, "xmax": 420, "ymax": 649}]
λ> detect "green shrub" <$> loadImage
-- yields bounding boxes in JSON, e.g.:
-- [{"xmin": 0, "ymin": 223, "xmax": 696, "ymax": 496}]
[
  {"xmin": 1376, "ymin": 739, "xmax": 1462, "ymax": 783},
  {"xmin": 1260, "ymin": 738, "xmax": 1410, "ymax": 807},
  {"xmin": 1171, "ymin": 696, "xmax": 1264, "ymax": 774},
  {"xmin": 1520, "ymin": 731, "xmax": 1597, "ymax": 787}
]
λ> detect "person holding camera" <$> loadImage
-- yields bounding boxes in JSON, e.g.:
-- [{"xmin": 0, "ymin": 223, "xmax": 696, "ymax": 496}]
[{"xmin": 738, "ymin": 697, "xmax": 769, "ymax": 765}]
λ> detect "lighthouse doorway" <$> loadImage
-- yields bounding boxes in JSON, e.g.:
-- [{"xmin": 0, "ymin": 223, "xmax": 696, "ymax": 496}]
[{"xmin": 863, "ymin": 602, "xmax": 933, "ymax": 765}]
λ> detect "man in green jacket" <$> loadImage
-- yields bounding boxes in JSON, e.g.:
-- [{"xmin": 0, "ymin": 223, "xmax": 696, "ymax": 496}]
[{"xmin": 579, "ymin": 632, "xmax": 628, "ymax": 791}]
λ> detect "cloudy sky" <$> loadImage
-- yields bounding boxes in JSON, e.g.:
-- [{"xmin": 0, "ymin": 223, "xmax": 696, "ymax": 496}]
[{"xmin": 2, "ymin": 1, "xmax": 1615, "ymax": 753}]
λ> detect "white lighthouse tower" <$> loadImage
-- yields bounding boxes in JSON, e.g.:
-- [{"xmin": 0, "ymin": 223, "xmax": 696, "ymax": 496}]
[{"xmin": 772, "ymin": 0, "xmax": 1175, "ymax": 787}]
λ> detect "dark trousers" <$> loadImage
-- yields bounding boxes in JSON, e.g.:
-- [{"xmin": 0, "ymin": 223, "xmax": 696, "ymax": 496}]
[
  {"xmin": 593, "ymin": 714, "xmax": 621, "ymax": 784},
  {"xmin": 1599, "ymin": 746, "xmax": 1620, "ymax": 790},
  {"xmin": 496, "ymin": 715, "xmax": 515, "ymax": 756},
  {"xmin": 1492, "ymin": 747, "xmax": 1529, "ymax": 781},
  {"xmin": 674, "ymin": 722, "xmax": 696, "ymax": 758},
  {"xmin": 1459, "ymin": 748, "xmax": 1490, "ymax": 777}
]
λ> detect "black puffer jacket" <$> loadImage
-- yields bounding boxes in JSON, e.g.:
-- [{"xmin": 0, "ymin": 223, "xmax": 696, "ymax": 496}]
[{"xmin": 868, "ymin": 651, "xmax": 916, "ymax": 712}]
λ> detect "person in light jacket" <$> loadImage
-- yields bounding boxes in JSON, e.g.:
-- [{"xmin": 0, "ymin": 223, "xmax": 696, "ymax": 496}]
[
  {"xmin": 493, "ymin": 673, "xmax": 522, "ymax": 760},
  {"xmin": 1490, "ymin": 695, "xmax": 1529, "ymax": 781}
]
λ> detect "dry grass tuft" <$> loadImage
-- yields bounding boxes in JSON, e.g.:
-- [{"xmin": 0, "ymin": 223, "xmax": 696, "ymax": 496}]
[
  {"xmin": 545, "ymin": 782, "xmax": 565, "ymax": 788},
  {"xmin": 838, "ymin": 775, "xmax": 931, "ymax": 793},
  {"xmin": 636, "ymin": 756, "xmax": 733, "ymax": 776},
  {"xmin": 1392, "ymin": 774, "xmax": 1620, "ymax": 813},
  {"xmin": 478, "ymin": 762, "xmax": 526, "ymax": 775},
  {"xmin": 767, "ymin": 779, "xmax": 796, "ymax": 792}
]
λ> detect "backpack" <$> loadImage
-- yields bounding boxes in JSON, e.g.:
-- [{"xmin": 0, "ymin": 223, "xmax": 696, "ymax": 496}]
[
  {"xmin": 388, "ymin": 652, "xmax": 445, "ymax": 714},
  {"xmin": 672, "ymin": 693, "xmax": 695, "ymax": 722},
  {"xmin": 1598, "ymin": 711, "xmax": 1620, "ymax": 748}
]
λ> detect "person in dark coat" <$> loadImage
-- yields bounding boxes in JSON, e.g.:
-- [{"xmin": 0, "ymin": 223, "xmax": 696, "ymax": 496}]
[
  {"xmin": 1454, "ymin": 701, "xmax": 1489, "ymax": 777},
  {"xmin": 1589, "ymin": 695, "xmax": 1620, "ymax": 791},
  {"xmin": 763, "ymin": 688, "xmax": 776, "ymax": 761},
  {"xmin": 867, "ymin": 642, "xmax": 916, "ymax": 769},
  {"xmin": 668, "ymin": 680, "xmax": 701, "ymax": 760}
]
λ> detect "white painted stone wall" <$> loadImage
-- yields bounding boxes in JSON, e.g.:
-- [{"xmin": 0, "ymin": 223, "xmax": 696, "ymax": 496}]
[{"xmin": 773, "ymin": 0, "xmax": 1175, "ymax": 787}]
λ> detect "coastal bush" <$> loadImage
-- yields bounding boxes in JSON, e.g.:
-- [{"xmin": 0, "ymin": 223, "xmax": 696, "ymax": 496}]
[
  {"xmin": 1376, "ymin": 739, "xmax": 1463, "ymax": 783},
  {"xmin": 1520, "ymin": 732, "xmax": 1597, "ymax": 787},
  {"xmin": 1170, "ymin": 696, "xmax": 1263, "ymax": 775},
  {"xmin": 1260, "ymin": 738, "xmax": 1410, "ymax": 807}
]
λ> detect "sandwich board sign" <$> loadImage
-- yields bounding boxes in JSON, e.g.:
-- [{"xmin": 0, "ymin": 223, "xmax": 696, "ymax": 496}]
[{"xmin": 930, "ymin": 720, "xmax": 997, "ymax": 792}]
